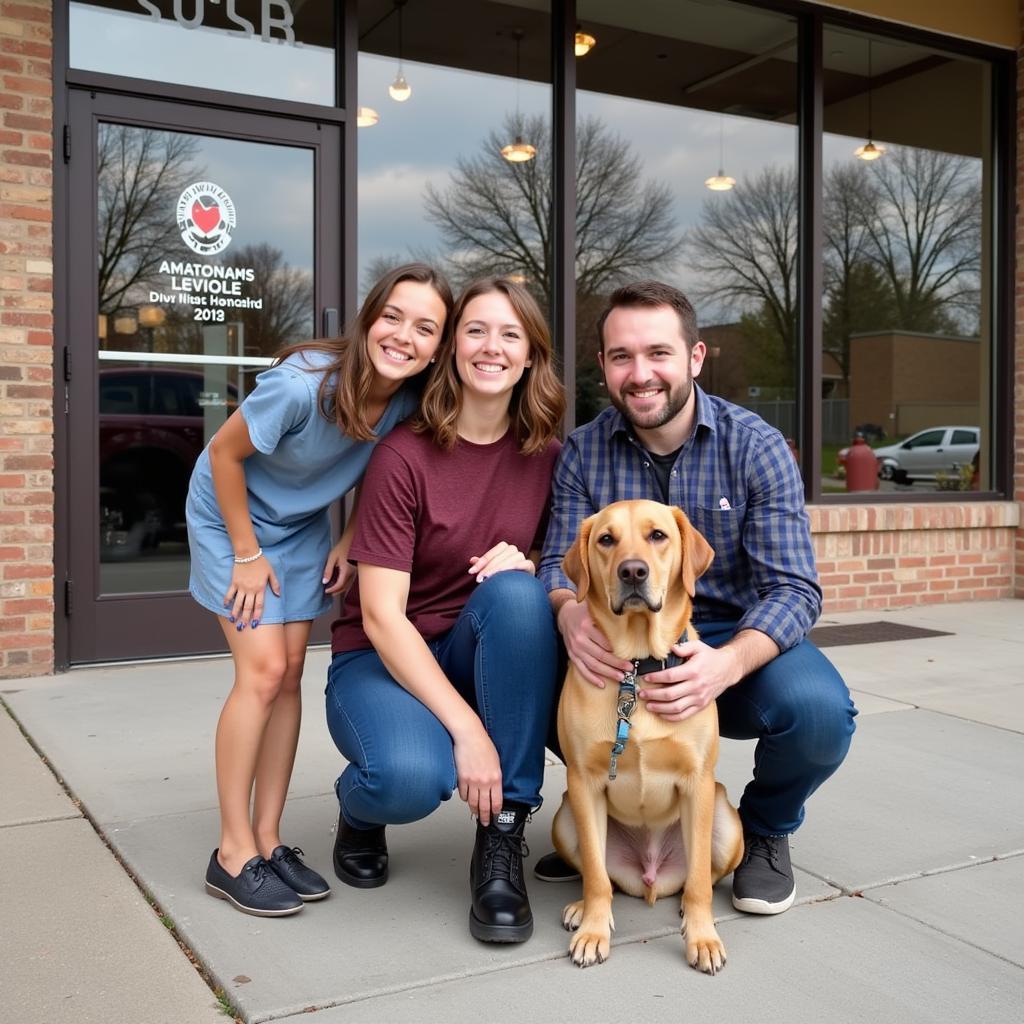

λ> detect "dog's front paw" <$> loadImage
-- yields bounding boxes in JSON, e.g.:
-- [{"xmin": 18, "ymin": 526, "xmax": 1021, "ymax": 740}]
[
  {"xmin": 562, "ymin": 899, "xmax": 585, "ymax": 931},
  {"xmin": 682, "ymin": 924, "xmax": 727, "ymax": 975},
  {"xmin": 569, "ymin": 926, "xmax": 611, "ymax": 967}
]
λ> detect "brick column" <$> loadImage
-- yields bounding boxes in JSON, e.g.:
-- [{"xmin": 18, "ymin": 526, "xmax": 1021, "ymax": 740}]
[{"xmin": 0, "ymin": 0, "xmax": 54, "ymax": 676}]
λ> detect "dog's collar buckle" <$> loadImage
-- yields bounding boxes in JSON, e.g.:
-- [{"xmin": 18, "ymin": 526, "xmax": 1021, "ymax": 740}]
[
  {"xmin": 616, "ymin": 665, "xmax": 639, "ymax": 721},
  {"xmin": 609, "ymin": 666, "xmax": 640, "ymax": 781}
]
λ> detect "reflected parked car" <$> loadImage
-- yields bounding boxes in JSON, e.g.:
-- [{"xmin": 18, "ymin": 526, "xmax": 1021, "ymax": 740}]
[
  {"xmin": 99, "ymin": 368, "xmax": 237, "ymax": 559},
  {"xmin": 870, "ymin": 426, "xmax": 980, "ymax": 483}
]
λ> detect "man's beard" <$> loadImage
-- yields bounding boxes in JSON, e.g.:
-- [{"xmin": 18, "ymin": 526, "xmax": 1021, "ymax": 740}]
[{"xmin": 608, "ymin": 377, "xmax": 693, "ymax": 430}]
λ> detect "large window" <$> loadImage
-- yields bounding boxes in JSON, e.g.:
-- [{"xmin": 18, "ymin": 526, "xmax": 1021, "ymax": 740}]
[
  {"xmin": 574, "ymin": 1, "xmax": 799, "ymax": 431},
  {"xmin": 357, "ymin": 1, "xmax": 552, "ymax": 313},
  {"xmin": 349, "ymin": 1, "xmax": 1007, "ymax": 502},
  {"xmin": 822, "ymin": 29, "xmax": 992, "ymax": 495}
]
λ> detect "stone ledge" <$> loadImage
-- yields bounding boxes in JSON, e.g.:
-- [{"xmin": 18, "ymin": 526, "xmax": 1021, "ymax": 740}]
[{"xmin": 808, "ymin": 501, "xmax": 1020, "ymax": 534}]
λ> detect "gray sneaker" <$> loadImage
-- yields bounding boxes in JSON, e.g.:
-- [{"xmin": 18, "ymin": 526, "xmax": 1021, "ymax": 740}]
[{"xmin": 731, "ymin": 832, "xmax": 796, "ymax": 915}]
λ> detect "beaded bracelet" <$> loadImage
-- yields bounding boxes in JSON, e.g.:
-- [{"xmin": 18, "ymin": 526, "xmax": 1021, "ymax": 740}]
[{"xmin": 233, "ymin": 548, "xmax": 263, "ymax": 564}]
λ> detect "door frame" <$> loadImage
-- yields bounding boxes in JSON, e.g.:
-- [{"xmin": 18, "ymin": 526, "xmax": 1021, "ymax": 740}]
[{"xmin": 59, "ymin": 89, "xmax": 342, "ymax": 665}]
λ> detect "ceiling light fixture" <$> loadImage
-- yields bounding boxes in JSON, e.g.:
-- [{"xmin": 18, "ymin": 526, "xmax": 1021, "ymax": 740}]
[
  {"xmin": 388, "ymin": 0, "xmax": 411, "ymax": 102},
  {"xmin": 855, "ymin": 38, "xmax": 884, "ymax": 161},
  {"xmin": 574, "ymin": 28, "xmax": 596, "ymax": 57},
  {"xmin": 357, "ymin": 106, "xmax": 380, "ymax": 127},
  {"xmin": 704, "ymin": 116, "xmax": 735, "ymax": 191},
  {"xmin": 501, "ymin": 30, "xmax": 537, "ymax": 163}
]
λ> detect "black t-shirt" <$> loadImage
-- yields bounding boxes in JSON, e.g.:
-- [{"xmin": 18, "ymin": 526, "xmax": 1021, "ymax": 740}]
[{"xmin": 646, "ymin": 445, "xmax": 683, "ymax": 504}]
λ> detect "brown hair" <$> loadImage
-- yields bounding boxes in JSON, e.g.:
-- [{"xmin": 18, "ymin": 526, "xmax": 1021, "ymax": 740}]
[
  {"xmin": 595, "ymin": 280, "xmax": 699, "ymax": 353},
  {"xmin": 414, "ymin": 277, "xmax": 565, "ymax": 455},
  {"xmin": 275, "ymin": 263, "xmax": 453, "ymax": 441}
]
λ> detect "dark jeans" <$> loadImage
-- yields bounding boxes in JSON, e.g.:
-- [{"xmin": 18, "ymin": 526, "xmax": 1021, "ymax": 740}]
[
  {"xmin": 547, "ymin": 619, "xmax": 857, "ymax": 837},
  {"xmin": 325, "ymin": 573, "xmax": 558, "ymax": 830}
]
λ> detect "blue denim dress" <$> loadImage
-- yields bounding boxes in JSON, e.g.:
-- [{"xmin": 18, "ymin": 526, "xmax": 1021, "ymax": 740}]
[{"xmin": 186, "ymin": 350, "xmax": 415, "ymax": 624}]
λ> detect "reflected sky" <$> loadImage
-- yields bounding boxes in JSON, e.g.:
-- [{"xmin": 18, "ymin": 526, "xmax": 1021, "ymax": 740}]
[{"xmin": 70, "ymin": 2, "xmax": 333, "ymax": 104}]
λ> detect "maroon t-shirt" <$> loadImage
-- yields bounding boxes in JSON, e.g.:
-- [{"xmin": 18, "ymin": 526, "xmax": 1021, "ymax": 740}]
[{"xmin": 331, "ymin": 424, "xmax": 561, "ymax": 653}]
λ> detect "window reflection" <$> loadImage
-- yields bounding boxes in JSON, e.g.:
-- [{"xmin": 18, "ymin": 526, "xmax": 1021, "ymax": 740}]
[
  {"xmin": 575, "ymin": 1, "xmax": 799, "ymax": 431},
  {"xmin": 70, "ymin": 0, "xmax": 335, "ymax": 105},
  {"xmin": 95, "ymin": 124, "xmax": 315, "ymax": 592},
  {"xmin": 823, "ymin": 30, "xmax": 989, "ymax": 494},
  {"xmin": 357, "ymin": 1, "xmax": 552, "ymax": 312}
]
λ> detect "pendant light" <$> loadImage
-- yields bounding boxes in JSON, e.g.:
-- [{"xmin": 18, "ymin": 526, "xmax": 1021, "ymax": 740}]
[
  {"xmin": 855, "ymin": 39, "xmax": 884, "ymax": 161},
  {"xmin": 388, "ymin": 0, "xmax": 411, "ymax": 102},
  {"xmin": 574, "ymin": 27, "xmax": 596, "ymax": 57},
  {"xmin": 357, "ymin": 107, "xmax": 380, "ymax": 127},
  {"xmin": 501, "ymin": 30, "xmax": 537, "ymax": 163},
  {"xmin": 704, "ymin": 116, "xmax": 735, "ymax": 191}
]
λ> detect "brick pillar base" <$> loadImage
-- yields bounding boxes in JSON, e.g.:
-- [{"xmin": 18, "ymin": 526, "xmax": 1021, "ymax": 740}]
[{"xmin": 0, "ymin": 0, "xmax": 54, "ymax": 677}]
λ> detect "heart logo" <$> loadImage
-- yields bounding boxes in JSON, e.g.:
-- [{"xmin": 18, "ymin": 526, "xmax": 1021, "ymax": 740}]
[{"xmin": 191, "ymin": 198, "xmax": 221, "ymax": 235}]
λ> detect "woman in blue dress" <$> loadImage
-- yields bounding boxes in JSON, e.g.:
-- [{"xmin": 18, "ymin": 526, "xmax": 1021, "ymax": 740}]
[{"xmin": 187, "ymin": 263, "xmax": 453, "ymax": 917}]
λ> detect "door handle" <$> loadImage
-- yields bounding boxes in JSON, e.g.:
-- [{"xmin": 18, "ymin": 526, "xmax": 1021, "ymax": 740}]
[{"xmin": 322, "ymin": 307, "xmax": 339, "ymax": 338}]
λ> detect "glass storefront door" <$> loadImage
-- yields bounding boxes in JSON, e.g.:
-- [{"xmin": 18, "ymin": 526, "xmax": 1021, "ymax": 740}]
[{"xmin": 66, "ymin": 91, "xmax": 341, "ymax": 662}]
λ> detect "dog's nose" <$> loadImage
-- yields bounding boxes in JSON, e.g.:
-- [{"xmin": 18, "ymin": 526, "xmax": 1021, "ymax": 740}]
[{"xmin": 617, "ymin": 560, "xmax": 649, "ymax": 585}]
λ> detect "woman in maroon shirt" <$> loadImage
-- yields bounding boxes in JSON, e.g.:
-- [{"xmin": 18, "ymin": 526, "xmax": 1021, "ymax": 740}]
[{"xmin": 326, "ymin": 277, "xmax": 565, "ymax": 943}]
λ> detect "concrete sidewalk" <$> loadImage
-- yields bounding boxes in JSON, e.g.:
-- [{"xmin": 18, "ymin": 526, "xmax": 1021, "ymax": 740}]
[{"xmin": 2, "ymin": 600, "xmax": 1023, "ymax": 1024}]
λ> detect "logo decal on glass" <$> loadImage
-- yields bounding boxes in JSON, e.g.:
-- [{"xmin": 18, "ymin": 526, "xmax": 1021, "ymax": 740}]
[{"xmin": 176, "ymin": 181, "xmax": 236, "ymax": 256}]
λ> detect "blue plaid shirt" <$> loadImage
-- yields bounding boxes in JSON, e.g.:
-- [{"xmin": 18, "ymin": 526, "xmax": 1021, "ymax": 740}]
[{"xmin": 539, "ymin": 385, "xmax": 821, "ymax": 652}]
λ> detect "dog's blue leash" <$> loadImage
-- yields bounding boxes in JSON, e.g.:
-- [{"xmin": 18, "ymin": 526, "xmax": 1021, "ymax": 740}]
[{"xmin": 608, "ymin": 629, "xmax": 689, "ymax": 781}]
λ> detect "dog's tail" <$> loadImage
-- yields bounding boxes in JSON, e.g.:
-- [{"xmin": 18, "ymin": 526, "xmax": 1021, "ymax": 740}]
[{"xmin": 644, "ymin": 883, "xmax": 657, "ymax": 906}]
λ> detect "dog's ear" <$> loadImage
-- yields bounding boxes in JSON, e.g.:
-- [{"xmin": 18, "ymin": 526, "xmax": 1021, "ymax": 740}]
[
  {"xmin": 672, "ymin": 506, "xmax": 714, "ymax": 599},
  {"xmin": 562, "ymin": 518, "xmax": 593, "ymax": 601}
]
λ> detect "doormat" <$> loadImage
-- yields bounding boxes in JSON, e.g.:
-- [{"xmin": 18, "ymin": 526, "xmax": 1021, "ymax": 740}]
[{"xmin": 809, "ymin": 621, "xmax": 953, "ymax": 648}]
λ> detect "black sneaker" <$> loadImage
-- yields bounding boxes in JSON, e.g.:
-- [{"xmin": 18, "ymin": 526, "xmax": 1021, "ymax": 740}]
[
  {"xmin": 469, "ymin": 804, "xmax": 533, "ymax": 943},
  {"xmin": 267, "ymin": 845, "xmax": 331, "ymax": 901},
  {"xmin": 204, "ymin": 850, "xmax": 304, "ymax": 917},
  {"xmin": 731, "ymin": 832, "xmax": 796, "ymax": 915},
  {"xmin": 533, "ymin": 850, "xmax": 581, "ymax": 882}
]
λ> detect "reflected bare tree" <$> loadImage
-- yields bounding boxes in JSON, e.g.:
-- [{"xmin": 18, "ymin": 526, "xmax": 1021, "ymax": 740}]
[
  {"xmin": 686, "ymin": 165, "xmax": 799, "ymax": 378},
  {"xmin": 857, "ymin": 146, "xmax": 981, "ymax": 333},
  {"xmin": 687, "ymin": 148, "xmax": 983, "ymax": 390},
  {"xmin": 424, "ymin": 113, "xmax": 682, "ymax": 299},
  {"xmin": 823, "ymin": 163, "xmax": 897, "ymax": 382},
  {"xmin": 97, "ymin": 125, "xmax": 202, "ymax": 313},
  {"xmin": 223, "ymin": 243, "xmax": 313, "ymax": 356}
]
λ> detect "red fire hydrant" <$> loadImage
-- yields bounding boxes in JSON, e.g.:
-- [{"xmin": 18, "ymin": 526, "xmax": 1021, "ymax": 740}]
[{"xmin": 845, "ymin": 436, "xmax": 879, "ymax": 492}]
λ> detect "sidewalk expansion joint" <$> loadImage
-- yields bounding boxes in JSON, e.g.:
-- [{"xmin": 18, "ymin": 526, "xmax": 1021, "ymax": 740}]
[
  {"xmin": 808, "ymin": 850, "xmax": 1024, "ymax": 896},
  {"xmin": 862, "ymin": 891, "xmax": 1024, "ymax": 971}
]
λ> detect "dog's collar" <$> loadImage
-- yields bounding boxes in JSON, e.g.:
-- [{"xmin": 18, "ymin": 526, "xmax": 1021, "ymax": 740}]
[
  {"xmin": 609, "ymin": 630, "xmax": 689, "ymax": 781},
  {"xmin": 635, "ymin": 628, "xmax": 690, "ymax": 676}
]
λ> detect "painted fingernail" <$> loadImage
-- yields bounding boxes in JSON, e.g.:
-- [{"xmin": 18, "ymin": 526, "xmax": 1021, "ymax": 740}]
[
  {"xmin": 228, "ymin": 615, "xmax": 235, "ymax": 623},
  {"xmin": 236, "ymin": 622, "xmax": 244, "ymax": 631},
  {"xmin": 478, "ymin": 574, "xmax": 488, "ymax": 583},
  {"xmin": 251, "ymin": 619, "xmax": 259, "ymax": 628},
  {"xmin": 322, "ymin": 578, "xmax": 328, "ymax": 584}
]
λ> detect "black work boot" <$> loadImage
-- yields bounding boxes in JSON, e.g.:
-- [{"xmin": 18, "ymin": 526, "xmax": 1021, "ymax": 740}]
[
  {"xmin": 469, "ymin": 803, "xmax": 533, "ymax": 943},
  {"xmin": 332, "ymin": 812, "xmax": 388, "ymax": 889}
]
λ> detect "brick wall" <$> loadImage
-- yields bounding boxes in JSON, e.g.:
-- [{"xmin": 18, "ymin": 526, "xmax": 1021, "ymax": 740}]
[
  {"xmin": 810, "ymin": 502, "xmax": 1019, "ymax": 612},
  {"xmin": 0, "ymin": 0, "xmax": 53, "ymax": 678}
]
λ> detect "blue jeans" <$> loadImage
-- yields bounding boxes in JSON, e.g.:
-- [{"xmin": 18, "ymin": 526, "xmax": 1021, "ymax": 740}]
[
  {"xmin": 699, "ymin": 619, "xmax": 858, "ymax": 836},
  {"xmin": 325, "ymin": 573, "xmax": 558, "ymax": 830}
]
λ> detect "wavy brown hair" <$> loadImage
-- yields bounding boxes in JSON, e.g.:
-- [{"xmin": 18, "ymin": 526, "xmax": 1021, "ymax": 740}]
[
  {"xmin": 414, "ymin": 277, "xmax": 565, "ymax": 455},
  {"xmin": 274, "ymin": 263, "xmax": 453, "ymax": 441}
]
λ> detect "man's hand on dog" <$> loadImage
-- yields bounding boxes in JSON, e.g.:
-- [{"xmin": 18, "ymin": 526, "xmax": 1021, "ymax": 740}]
[
  {"xmin": 638, "ymin": 639, "xmax": 741, "ymax": 721},
  {"xmin": 557, "ymin": 599, "xmax": 634, "ymax": 688}
]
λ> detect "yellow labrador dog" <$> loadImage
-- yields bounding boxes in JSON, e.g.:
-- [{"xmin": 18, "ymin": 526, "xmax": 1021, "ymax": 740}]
[{"xmin": 552, "ymin": 499, "xmax": 743, "ymax": 973}]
